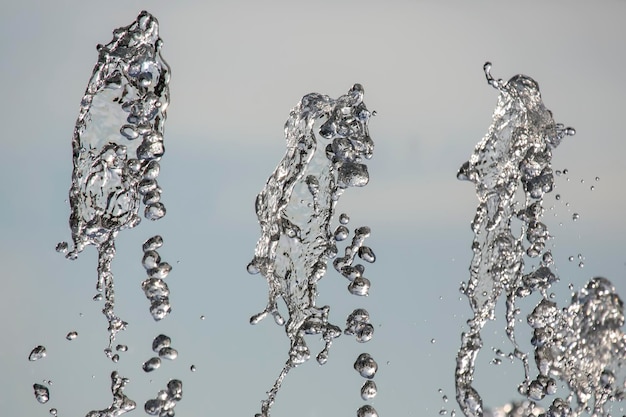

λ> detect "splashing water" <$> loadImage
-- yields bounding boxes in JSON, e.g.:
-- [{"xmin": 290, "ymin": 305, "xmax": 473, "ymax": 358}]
[
  {"xmin": 85, "ymin": 372, "xmax": 136, "ymax": 417},
  {"xmin": 248, "ymin": 84, "xmax": 374, "ymax": 417},
  {"xmin": 58, "ymin": 10, "xmax": 170, "ymax": 350},
  {"xmin": 456, "ymin": 63, "xmax": 626, "ymax": 417}
]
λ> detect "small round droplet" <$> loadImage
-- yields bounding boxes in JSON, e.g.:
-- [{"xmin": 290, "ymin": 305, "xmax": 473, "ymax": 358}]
[
  {"xmin": 339, "ymin": 213, "xmax": 350, "ymax": 225},
  {"xmin": 29, "ymin": 346, "xmax": 47, "ymax": 361},
  {"xmin": 152, "ymin": 334, "xmax": 171, "ymax": 352},
  {"xmin": 158, "ymin": 347, "xmax": 178, "ymax": 360},
  {"xmin": 348, "ymin": 276, "xmax": 371, "ymax": 296},
  {"xmin": 360, "ymin": 380, "xmax": 377, "ymax": 400},
  {"xmin": 572, "ymin": 213, "xmax": 579, "ymax": 221},
  {"xmin": 142, "ymin": 357, "xmax": 161, "ymax": 372},
  {"xmin": 33, "ymin": 383, "xmax": 50, "ymax": 404},
  {"xmin": 93, "ymin": 293, "xmax": 103, "ymax": 301},
  {"xmin": 66, "ymin": 331, "xmax": 78, "ymax": 341},
  {"xmin": 190, "ymin": 365, "xmax": 196, "ymax": 372},
  {"xmin": 116, "ymin": 344, "xmax": 128, "ymax": 352},
  {"xmin": 246, "ymin": 261, "xmax": 260, "ymax": 275},
  {"xmin": 579, "ymin": 262, "xmax": 584, "ymax": 268},
  {"xmin": 200, "ymin": 315, "xmax": 205, "ymax": 320},
  {"xmin": 357, "ymin": 404, "xmax": 378, "ymax": 417},
  {"xmin": 431, "ymin": 338, "xmax": 436, "ymax": 344},
  {"xmin": 49, "ymin": 408, "xmax": 58, "ymax": 416},
  {"xmin": 354, "ymin": 353, "xmax": 378, "ymax": 379},
  {"xmin": 143, "ymin": 235, "xmax": 164, "ymax": 252}
]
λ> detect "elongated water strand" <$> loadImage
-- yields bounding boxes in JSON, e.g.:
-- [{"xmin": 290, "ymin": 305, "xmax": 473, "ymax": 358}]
[
  {"xmin": 58, "ymin": 10, "xmax": 170, "ymax": 351},
  {"xmin": 84, "ymin": 372, "xmax": 136, "ymax": 417},
  {"xmin": 249, "ymin": 84, "xmax": 374, "ymax": 417},
  {"xmin": 456, "ymin": 63, "xmax": 573, "ymax": 417}
]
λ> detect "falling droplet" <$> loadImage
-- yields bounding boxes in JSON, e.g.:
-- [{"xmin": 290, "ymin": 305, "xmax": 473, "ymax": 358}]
[
  {"xmin": 33, "ymin": 383, "xmax": 50, "ymax": 404},
  {"xmin": 354, "ymin": 353, "xmax": 378, "ymax": 379},
  {"xmin": 357, "ymin": 405, "xmax": 379, "ymax": 417},
  {"xmin": 158, "ymin": 347, "xmax": 178, "ymax": 360},
  {"xmin": 49, "ymin": 408, "xmax": 58, "ymax": 416},
  {"xmin": 152, "ymin": 334, "xmax": 171, "ymax": 352},
  {"xmin": 360, "ymin": 380, "xmax": 378, "ymax": 400},
  {"xmin": 66, "ymin": 331, "xmax": 78, "ymax": 340},
  {"xmin": 572, "ymin": 213, "xmax": 579, "ymax": 221},
  {"xmin": 29, "ymin": 346, "xmax": 47, "ymax": 361},
  {"xmin": 190, "ymin": 364, "xmax": 196, "ymax": 372},
  {"xmin": 142, "ymin": 357, "xmax": 161, "ymax": 372}
]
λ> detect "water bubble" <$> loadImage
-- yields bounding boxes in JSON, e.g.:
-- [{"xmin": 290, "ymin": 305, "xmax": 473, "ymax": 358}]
[
  {"xmin": 142, "ymin": 357, "xmax": 161, "ymax": 372},
  {"xmin": 33, "ymin": 383, "xmax": 50, "ymax": 404},
  {"xmin": 360, "ymin": 380, "xmax": 377, "ymax": 400},
  {"xmin": 66, "ymin": 331, "xmax": 78, "ymax": 340},
  {"xmin": 354, "ymin": 353, "xmax": 378, "ymax": 379},
  {"xmin": 29, "ymin": 345, "xmax": 47, "ymax": 361}
]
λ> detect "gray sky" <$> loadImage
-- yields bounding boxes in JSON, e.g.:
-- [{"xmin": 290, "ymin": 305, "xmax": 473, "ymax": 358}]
[{"xmin": 1, "ymin": 1, "xmax": 625, "ymax": 416}]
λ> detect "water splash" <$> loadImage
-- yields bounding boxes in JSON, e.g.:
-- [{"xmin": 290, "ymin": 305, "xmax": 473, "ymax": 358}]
[
  {"xmin": 58, "ymin": 10, "xmax": 170, "ymax": 350},
  {"xmin": 248, "ymin": 84, "xmax": 374, "ymax": 417},
  {"xmin": 456, "ymin": 63, "xmax": 626, "ymax": 417},
  {"xmin": 144, "ymin": 379, "xmax": 183, "ymax": 416},
  {"xmin": 455, "ymin": 62, "xmax": 574, "ymax": 417},
  {"xmin": 84, "ymin": 372, "xmax": 136, "ymax": 417}
]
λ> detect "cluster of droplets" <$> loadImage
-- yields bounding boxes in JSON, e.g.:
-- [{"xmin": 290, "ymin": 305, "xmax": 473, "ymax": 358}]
[
  {"xmin": 333, "ymin": 213, "xmax": 379, "ymax": 416},
  {"xmin": 248, "ymin": 85, "xmax": 374, "ymax": 417},
  {"xmin": 144, "ymin": 379, "xmax": 183, "ymax": 416},
  {"xmin": 56, "ymin": 10, "xmax": 170, "ymax": 353},
  {"xmin": 142, "ymin": 334, "xmax": 178, "ymax": 372},
  {"xmin": 455, "ymin": 63, "xmax": 575, "ymax": 417},
  {"xmin": 141, "ymin": 235, "xmax": 173, "ymax": 320}
]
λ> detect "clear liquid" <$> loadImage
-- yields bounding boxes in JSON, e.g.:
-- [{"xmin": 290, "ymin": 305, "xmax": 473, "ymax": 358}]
[
  {"xmin": 248, "ymin": 84, "xmax": 377, "ymax": 416},
  {"xmin": 456, "ymin": 63, "xmax": 624, "ymax": 417}
]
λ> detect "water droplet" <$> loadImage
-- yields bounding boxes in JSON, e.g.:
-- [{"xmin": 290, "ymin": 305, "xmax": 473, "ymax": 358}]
[
  {"xmin": 431, "ymin": 338, "xmax": 436, "ymax": 344},
  {"xmin": 572, "ymin": 213, "xmax": 579, "ymax": 221},
  {"xmin": 200, "ymin": 315, "xmax": 205, "ymax": 320},
  {"xmin": 93, "ymin": 293, "xmax": 103, "ymax": 301},
  {"xmin": 357, "ymin": 405, "xmax": 378, "ymax": 417},
  {"xmin": 354, "ymin": 353, "xmax": 378, "ymax": 379},
  {"xmin": 578, "ymin": 262, "xmax": 584, "ymax": 268},
  {"xmin": 116, "ymin": 344, "xmax": 128, "ymax": 352},
  {"xmin": 360, "ymin": 380, "xmax": 377, "ymax": 400},
  {"xmin": 142, "ymin": 357, "xmax": 161, "ymax": 372},
  {"xmin": 190, "ymin": 364, "xmax": 196, "ymax": 372},
  {"xmin": 158, "ymin": 347, "xmax": 178, "ymax": 360},
  {"xmin": 142, "ymin": 235, "xmax": 164, "ymax": 252},
  {"xmin": 66, "ymin": 331, "xmax": 78, "ymax": 340},
  {"xmin": 55, "ymin": 242, "xmax": 68, "ymax": 253},
  {"xmin": 29, "ymin": 345, "xmax": 47, "ymax": 361},
  {"xmin": 348, "ymin": 276, "xmax": 371, "ymax": 296},
  {"xmin": 33, "ymin": 383, "xmax": 50, "ymax": 404},
  {"xmin": 339, "ymin": 213, "xmax": 350, "ymax": 224},
  {"xmin": 152, "ymin": 334, "xmax": 171, "ymax": 352},
  {"xmin": 49, "ymin": 408, "xmax": 58, "ymax": 416}
]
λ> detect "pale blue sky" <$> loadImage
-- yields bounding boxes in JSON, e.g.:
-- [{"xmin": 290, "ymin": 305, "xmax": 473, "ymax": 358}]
[{"xmin": 1, "ymin": 1, "xmax": 625, "ymax": 416}]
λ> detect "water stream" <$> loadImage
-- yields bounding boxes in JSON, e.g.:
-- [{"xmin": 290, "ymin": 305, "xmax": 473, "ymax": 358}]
[{"xmin": 456, "ymin": 63, "xmax": 625, "ymax": 417}]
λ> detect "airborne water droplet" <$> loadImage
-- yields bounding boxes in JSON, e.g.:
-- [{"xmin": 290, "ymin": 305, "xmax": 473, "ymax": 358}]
[
  {"xmin": 142, "ymin": 357, "xmax": 161, "ymax": 372},
  {"xmin": 354, "ymin": 353, "xmax": 378, "ymax": 379},
  {"xmin": 29, "ymin": 345, "xmax": 47, "ymax": 361},
  {"xmin": 152, "ymin": 334, "xmax": 171, "ymax": 352},
  {"xmin": 33, "ymin": 383, "xmax": 50, "ymax": 404},
  {"xmin": 66, "ymin": 331, "xmax": 78, "ymax": 340},
  {"xmin": 357, "ymin": 404, "xmax": 379, "ymax": 417},
  {"xmin": 360, "ymin": 380, "xmax": 378, "ymax": 400}
]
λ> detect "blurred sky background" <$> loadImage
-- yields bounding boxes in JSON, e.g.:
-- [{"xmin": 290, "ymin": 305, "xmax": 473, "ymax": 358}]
[{"xmin": 1, "ymin": 1, "xmax": 625, "ymax": 416}]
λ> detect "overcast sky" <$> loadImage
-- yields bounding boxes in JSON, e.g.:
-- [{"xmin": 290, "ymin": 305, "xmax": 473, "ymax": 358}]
[{"xmin": 2, "ymin": 1, "xmax": 625, "ymax": 416}]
